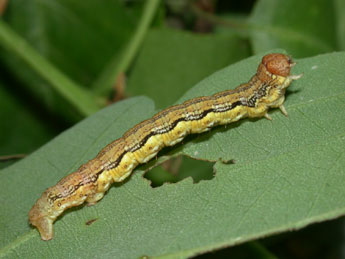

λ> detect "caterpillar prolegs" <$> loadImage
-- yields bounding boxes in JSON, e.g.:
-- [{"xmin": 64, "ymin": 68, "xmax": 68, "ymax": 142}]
[{"xmin": 29, "ymin": 53, "xmax": 303, "ymax": 240}]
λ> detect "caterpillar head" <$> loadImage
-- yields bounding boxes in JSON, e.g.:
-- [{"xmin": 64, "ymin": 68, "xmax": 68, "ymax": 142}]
[
  {"xmin": 262, "ymin": 53, "xmax": 294, "ymax": 77},
  {"xmin": 255, "ymin": 53, "xmax": 302, "ymax": 108},
  {"xmin": 257, "ymin": 53, "xmax": 296, "ymax": 84}
]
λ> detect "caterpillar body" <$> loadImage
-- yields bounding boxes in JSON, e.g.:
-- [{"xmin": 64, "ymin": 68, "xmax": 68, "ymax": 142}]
[{"xmin": 29, "ymin": 53, "xmax": 302, "ymax": 240}]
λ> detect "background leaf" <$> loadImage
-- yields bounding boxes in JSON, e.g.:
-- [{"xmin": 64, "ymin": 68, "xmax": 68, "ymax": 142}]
[
  {"xmin": 0, "ymin": 0, "xmax": 143, "ymax": 119},
  {"xmin": 0, "ymin": 83, "xmax": 59, "ymax": 169},
  {"xmin": 249, "ymin": 0, "xmax": 338, "ymax": 57},
  {"xmin": 0, "ymin": 51, "xmax": 344, "ymax": 258}
]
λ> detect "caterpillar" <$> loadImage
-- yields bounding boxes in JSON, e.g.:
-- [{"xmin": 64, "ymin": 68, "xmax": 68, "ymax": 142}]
[{"xmin": 29, "ymin": 53, "xmax": 302, "ymax": 240}]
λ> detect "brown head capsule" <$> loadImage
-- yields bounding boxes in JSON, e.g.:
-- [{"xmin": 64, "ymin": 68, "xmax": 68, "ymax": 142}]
[{"xmin": 262, "ymin": 53, "xmax": 293, "ymax": 77}]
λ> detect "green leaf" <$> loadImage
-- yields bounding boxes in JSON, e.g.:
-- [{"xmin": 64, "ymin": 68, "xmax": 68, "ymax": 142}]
[
  {"xmin": 0, "ymin": 51, "xmax": 344, "ymax": 258},
  {"xmin": 3, "ymin": 0, "xmax": 141, "ymax": 86},
  {"xmin": 249, "ymin": 0, "xmax": 338, "ymax": 57},
  {"xmin": 0, "ymin": 84, "xmax": 58, "ymax": 169},
  {"xmin": 0, "ymin": 0, "xmax": 143, "ymax": 118},
  {"xmin": 92, "ymin": 0, "xmax": 161, "ymax": 95},
  {"xmin": 127, "ymin": 27, "xmax": 250, "ymax": 108},
  {"xmin": 0, "ymin": 20, "xmax": 102, "ymax": 117}
]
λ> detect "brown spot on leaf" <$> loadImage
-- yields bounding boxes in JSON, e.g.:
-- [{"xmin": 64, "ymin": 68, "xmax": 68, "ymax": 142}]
[{"xmin": 85, "ymin": 218, "xmax": 98, "ymax": 226}]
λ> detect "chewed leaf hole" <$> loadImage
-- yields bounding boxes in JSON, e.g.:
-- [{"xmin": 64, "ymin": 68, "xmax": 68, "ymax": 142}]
[{"xmin": 143, "ymin": 155, "xmax": 215, "ymax": 187}]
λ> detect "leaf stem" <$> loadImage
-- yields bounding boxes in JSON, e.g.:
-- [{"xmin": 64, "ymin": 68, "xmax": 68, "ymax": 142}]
[
  {"xmin": 0, "ymin": 20, "xmax": 104, "ymax": 116},
  {"xmin": 246, "ymin": 242, "xmax": 278, "ymax": 259},
  {"xmin": 0, "ymin": 154, "xmax": 26, "ymax": 162},
  {"xmin": 92, "ymin": 0, "xmax": 161, "ymax": 94}
]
